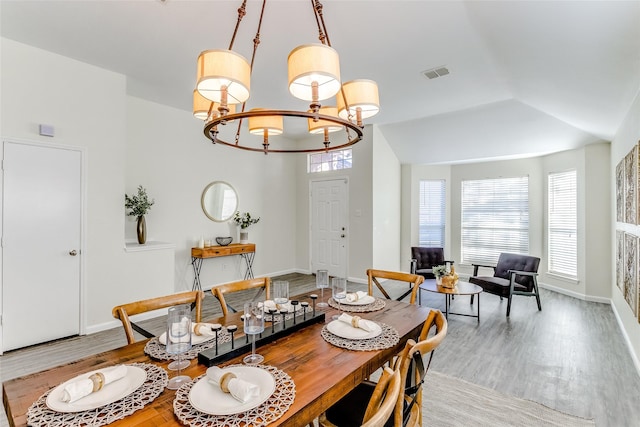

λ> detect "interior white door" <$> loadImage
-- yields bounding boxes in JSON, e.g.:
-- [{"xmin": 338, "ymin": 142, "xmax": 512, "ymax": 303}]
[
  {"xmin": 311, "ymin": 179, "xmax": 348, "ymax": 278},
  {"xmin": 2, "ymin": 141, "xmax": 82, "ymax": 351}
]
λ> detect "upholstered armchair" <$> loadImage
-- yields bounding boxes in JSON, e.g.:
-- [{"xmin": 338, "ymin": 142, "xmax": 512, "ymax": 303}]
[
  {"xmin": 469, "ymin": 253, "xmax": 541, "ymax": 316},
  {"xmin": 410, "ymin": 247, "xmax": 453, "ymax": 279}
]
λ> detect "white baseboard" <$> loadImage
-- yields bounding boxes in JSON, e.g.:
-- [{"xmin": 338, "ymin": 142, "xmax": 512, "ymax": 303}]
[
  {"xmin": 537, "ymin": 282, "xmax": 610, "ymax": 304},
  {"xmin": 610, "ymin": 301, "xmax": 640, "ymax": 377},
  {"xmin": 86, "ymin": 309, "xmax": 167, "ymax": 335}
]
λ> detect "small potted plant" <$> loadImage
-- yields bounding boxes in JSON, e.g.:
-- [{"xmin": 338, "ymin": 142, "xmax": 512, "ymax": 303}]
[
  {"xmin": 432, "ymin": 264, "xmax": 458, "ymax": 288},
  {"xmin": 125, "ymin": 185, "xmax": 154, "ymax": 244},
  {"xmin": 233, "ymin": 211, "xmax": 260, "ymax": 243}
]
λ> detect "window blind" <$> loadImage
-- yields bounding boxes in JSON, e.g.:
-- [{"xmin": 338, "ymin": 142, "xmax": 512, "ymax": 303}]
[
  {"xmin": 548, "ymin": 170, "xmax": 577, "ymax": 278},
  {"xmin": 418, "ymin": 180, "xmax": 445, "ymax": 247},
  {"xmin": 461, "ymin": 176, "xmax": 529, "ymax": 265}
]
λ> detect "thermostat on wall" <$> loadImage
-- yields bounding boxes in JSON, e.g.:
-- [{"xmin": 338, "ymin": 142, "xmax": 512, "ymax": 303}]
[{"xmin": 39, "ymin": 124, "xmax": 55, "ymax": 137}]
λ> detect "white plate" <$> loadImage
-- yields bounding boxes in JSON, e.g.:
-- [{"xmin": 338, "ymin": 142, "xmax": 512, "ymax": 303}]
[
  {"xmin": 189, "ymin": 366, "xmax": 276, "ymax": 415},
  {"xmin": 341, "ymin": 295, "xmax": 376, "ymax": 306},
  {"xmin": 159, "ymin": 328, "xmax": 217, "ymax": 346},
  {"xmin": 327, "ymin": 319, "xmax": 382, "ymax": 340},
  {"xmin": 46, "ymin": 366, "xmax": 147, "ymax": 413}
]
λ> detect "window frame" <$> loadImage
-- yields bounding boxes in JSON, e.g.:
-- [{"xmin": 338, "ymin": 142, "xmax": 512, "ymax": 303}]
[
  {"xmin": 461, "ymin": 176, "xmax": 530, "ymax": 265},
  {"xmin": 418, "ymin": 179, "xmax": 446, "ymax": 248},
  {"xmin": 547, "ymin": 169, "xmax": 578, "ymax": 279},
  {"xmin": 307, "ymin": 148, "xmax": 352, "ymax": 173}
]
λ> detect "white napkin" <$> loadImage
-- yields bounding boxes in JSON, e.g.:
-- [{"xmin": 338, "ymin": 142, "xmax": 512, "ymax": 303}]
[
  {"xmin": 206, "ymin": 366, "xmax": 260, "ymax": 403},
  {"xmin": 262, "ymin": 300, "xmax": 294, "ymax": 312},
  {"xmin": 337, "ymin": 313, "xmax": 377, "ymax": 332},
  {"xmin": 61, "ymin": 365, "xmax": 128, "ymax": 403},
  {"xmin": 192, "ymin": 323, "xmax": 221, "ymax": 336},
  {"xmin": 345, "ymin": 291, "xmax": 369, "ymax": 303}
]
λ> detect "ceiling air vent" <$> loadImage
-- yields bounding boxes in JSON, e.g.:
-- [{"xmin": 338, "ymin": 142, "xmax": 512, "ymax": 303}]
[{"xmin": 422, "ymin": 66, "xmax": 450, "ymax": 80}]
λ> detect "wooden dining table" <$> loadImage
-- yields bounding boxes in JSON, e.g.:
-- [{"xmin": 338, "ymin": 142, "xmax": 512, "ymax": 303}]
[{"xmin": 3, "ymin": 293, "xmax": 432, "ymax": 427}]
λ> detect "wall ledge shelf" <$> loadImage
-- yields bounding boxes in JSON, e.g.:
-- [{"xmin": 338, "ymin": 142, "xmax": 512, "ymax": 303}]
[{"xmin": 125, "ymin": 240, "xmax": 175, "ymax": 252}]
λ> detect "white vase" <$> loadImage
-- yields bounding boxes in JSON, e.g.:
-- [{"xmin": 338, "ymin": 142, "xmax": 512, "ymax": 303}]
[{"xmin": 240, "ymin": 230, "xmax": 249, "ymax": 243}]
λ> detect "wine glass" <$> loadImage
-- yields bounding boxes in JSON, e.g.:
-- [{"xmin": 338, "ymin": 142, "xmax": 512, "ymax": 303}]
[
  {"xmin": 331, "ymin": 277, "xmax": 347, "ymax": 320},
  {"xmin": 243, "ymin": 301, "xmax": 265, "ymax": 364},
  {"xmin": 166, "ymin": 305, "xmax": 192, "ymax": 389},
  {"xmin": 316, "ymin": 270, "xmax": 329, "ymax": 307},
  {"xmin": 273, "ymin": 280, "xmax": 289, "ymax": 309}
]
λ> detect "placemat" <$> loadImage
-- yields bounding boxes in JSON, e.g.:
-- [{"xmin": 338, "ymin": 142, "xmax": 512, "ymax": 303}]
[
  {"xmin": 145, "ymin": 328, "xmax": 233, "ymax": 361},
  {"xmin": 321, "ymin": 322, "xmax": 399, "ymax": 351},
  {"xmin": 26, "ymin": 363, "xmax": 167, "ymax": 427},
  {"xmin": 328, "ymin": 297, "xmax": 386, "ymax": 312},
  {"xmin": 173, "ymin": 364, "xmax": 295, "ymax": 427}
]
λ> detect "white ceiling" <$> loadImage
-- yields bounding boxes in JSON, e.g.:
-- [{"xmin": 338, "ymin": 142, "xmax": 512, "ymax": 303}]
[{"xmin": 2, "ymin": 0, "xmax": 639, "ymax": 164}]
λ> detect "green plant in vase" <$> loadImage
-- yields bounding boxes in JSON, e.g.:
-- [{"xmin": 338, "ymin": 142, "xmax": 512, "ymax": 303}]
[
  {"xmin": 125, "ymin": 185, "xmax": 154, "ymax": 244},
  {"xmin": 233, "ymin": 211, "xmax": 260, "ymax": 243}
]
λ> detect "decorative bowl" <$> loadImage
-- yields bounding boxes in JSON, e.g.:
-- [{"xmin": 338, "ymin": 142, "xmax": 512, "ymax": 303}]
[{"xmin": 215, "ymin": 236, "xmax": 233, "ymax": 246}]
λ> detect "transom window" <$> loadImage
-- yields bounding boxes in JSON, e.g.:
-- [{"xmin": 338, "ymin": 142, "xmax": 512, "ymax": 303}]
[
  {"xmin": 461, "ymin": 176, "xmax": 529, "ymax": 265},
  {"xmin": 308, "ymin": 148, "xmax": 352, "ymax": 173}
]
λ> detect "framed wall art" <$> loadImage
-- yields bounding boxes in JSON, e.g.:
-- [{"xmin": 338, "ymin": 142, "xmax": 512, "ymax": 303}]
[
  {"xmin": 616, "ymin": 158, "xmax": 624, "ymax": 222},
  {"xmin": 617, "ymin": 230, "xmax": 625, "ymax": 293},
  {"xmin": 624, "ymin": 232, "xmax": 638, "ymax": 317},
  {"xmin": 624, "ymin": 146, "xmax": 638, "ymax": 225}
]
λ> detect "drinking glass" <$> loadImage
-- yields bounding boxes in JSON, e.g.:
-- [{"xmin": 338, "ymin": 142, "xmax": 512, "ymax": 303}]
[
  {"xmin": 331, "ymin": 277, "xmax": 347, "ymax": 320},
  {"xmin": 273, "ymin": 280, "xmax": 289, "ymax": 307},
  {"xmin": 243, "ymin": 301, "xmax": 265, "ymax": 364},
  {"xmin": 166, "ymin": 305, "xmax": 192, "ymax": 389},
  {"xmin": 316, "ymin": 270, "xmax": 329, "ymax": 307}
]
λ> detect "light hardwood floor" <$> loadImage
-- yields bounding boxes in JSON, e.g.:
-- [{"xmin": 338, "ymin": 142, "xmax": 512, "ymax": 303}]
[{"xmin": 1, "ymin": 273, "xmax": 639, "ymax": 426}]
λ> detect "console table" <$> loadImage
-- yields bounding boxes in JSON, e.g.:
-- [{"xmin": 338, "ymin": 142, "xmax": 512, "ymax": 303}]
[{"xmin": 190, "ymin": 243, "xmax": 256, "ymax": 291}]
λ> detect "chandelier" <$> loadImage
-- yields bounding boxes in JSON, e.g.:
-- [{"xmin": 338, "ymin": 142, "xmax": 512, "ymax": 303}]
[{"xmin": 192, "ymin": 0, "xmax": 380, "ymax": 154}]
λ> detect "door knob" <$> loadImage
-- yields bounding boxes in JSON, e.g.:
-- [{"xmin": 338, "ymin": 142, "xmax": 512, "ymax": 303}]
[
  {"xmin": 341, "ymin": 234, "xmax": 345, "ymax": 238},
  {"xmin": 69, "ymin": 250, "xmax": 78, "ymax": 256}
]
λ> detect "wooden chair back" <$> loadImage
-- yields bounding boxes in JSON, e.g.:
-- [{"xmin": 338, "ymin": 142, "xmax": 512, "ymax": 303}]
[
  {"xmin": 367, "ymin": 269, "xmax": 424, "ymax": 304},
  {"xmin": 361, "ymin": 366, "xmax": 402, "ymax": 427},
  {"xmin": 391, "ymin": 309, "xmax": 448, "ymax": 426},
  {"xmin": 112, "ymin": 290, "xmax": 204, "ymax": 344},
  {"xmin": 211, "ymin": 277, "xmax": 271, "ymax": 317}
]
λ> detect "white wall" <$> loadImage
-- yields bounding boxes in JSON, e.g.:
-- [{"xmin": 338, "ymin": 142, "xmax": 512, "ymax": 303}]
[
  {"xmin": 0, "ymin": 38, "xmax": 300, "ymax": 337},
  {"xmin": 611, "ymin": 89, "xmax": 640, "ymax": 367},
  {"xmin": 126, "ymin": 97, "xmax": 299, "ymax": 292},
  {"xmin": 0, "ymin": 38, "xmax": 130, "ymax": 330},
  {"xmin": 372, "ymin": 126, "xmax": 401, "ymax": 271}
]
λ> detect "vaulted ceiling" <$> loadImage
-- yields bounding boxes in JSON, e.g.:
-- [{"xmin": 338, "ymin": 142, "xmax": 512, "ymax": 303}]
[{"xmin": 2, "ymin": 0, "xmax": 639, "ymax": 164}]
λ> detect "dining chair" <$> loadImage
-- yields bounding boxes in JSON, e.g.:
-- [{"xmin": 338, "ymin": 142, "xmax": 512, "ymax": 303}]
[
  {"xmin": 111, "ymin": 290, "xmax": 204, "ymax": 344},
  {"xmin": 321, "ymin": 309, "xmax": 447, "ymax": 427},
  {"xmin": 211, "ymin": 277, "xmax": 271, "ymax": 317},
  {"xmin": 366, "ymin": 269, "xmax": 424, "ymax": 304},
  {"xmin": 319, "ymin": 366, "xmax": 402, "ymax": 427}
]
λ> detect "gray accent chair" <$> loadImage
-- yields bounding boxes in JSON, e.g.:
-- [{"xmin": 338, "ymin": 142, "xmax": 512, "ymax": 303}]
[{"xmin": 469, "ymin": 253, "xmax": 541, "ymax": 316}]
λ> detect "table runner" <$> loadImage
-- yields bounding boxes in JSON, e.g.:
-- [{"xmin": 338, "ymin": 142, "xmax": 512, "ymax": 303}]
[
  {"xmin": 26, "ymin": 363, "xmax": 167, "ymax": 427},
  {"xmin": 328, "ymin": 297, "xmax": 386, "ymax": 313},
  {"xmin": 145, "ymin": 328, "xmax": 233, "ymax": 361},
  {"xmin": 173, "ymin": 364, "xmax": 295, "ymax": 427},
  {"xmin": 321, "ymin": 321, "xmax": 399, "ymax": 351}
]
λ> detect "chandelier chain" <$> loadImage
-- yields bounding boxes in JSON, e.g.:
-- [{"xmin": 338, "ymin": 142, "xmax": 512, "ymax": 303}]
[{"xmin": 228, "ymin": 0, "xmax": 247, "ymax": 50}]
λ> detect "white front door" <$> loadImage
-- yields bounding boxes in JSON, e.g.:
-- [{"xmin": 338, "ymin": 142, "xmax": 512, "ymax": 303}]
[
  {"xmin": 2, "ymin": 141, "xmax": 82, "ymax": 351},
  {"xmin": 311, "ymin": 179, "xmax": 348, "ymax": 278}
]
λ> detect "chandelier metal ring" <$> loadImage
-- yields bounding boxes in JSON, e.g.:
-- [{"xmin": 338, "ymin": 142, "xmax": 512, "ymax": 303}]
[{"xmin": 204, "ymin": 109, "xmax": 363, "ymax": 154}]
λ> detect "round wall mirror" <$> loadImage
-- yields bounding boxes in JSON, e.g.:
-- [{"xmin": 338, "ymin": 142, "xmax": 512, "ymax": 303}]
[{"xmin": 201, "ymin": 181, "xmax": 238, "ymax": 222}]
